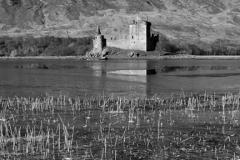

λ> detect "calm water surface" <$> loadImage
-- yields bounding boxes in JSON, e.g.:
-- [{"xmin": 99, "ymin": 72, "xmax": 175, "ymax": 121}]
[{"xmin": 1, "ymin": 59, "xmax": 240, "ymax": 98}]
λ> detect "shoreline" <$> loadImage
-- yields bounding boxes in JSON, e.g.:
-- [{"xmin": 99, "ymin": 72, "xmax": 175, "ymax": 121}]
[
  {"xmin": 1, "ymin": 55, "xmax": 240, "ymax": 60},
  {"xmin": 0, "ymin": 56, "xmax": 86, "ymax": 60}
]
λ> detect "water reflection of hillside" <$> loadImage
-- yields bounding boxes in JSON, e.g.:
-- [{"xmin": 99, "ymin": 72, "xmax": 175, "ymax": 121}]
[
  {"xmin": 158, "ymin": 66, "xmax": 240, "ymax": 73},
  {"xmin": 176, "ymin": 72, "xmax": 240, "ymax": 78}
]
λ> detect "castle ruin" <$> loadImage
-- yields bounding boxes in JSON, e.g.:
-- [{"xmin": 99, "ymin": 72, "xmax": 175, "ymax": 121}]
[
  {"xmin": 91, "ymin": 26, "xmax": 106, "ymax": 56},
  {"xmin": 90, "ymin": 16, "xmax": 157, "ymax": 56},
  {"xmin": 107, "ymin": 16, "xmax": 158, "ymax": 52}
]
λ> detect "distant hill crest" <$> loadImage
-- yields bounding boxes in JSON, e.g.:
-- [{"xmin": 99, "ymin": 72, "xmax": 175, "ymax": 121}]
[{"xmin": 0, "ymin": 0, "xmax": 239, "ymax": 45}]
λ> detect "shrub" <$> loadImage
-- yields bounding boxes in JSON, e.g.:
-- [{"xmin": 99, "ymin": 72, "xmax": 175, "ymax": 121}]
[
  {"xmin": 0, "ymin": 36, "xmax": 93, "ymax": 57},
  {"xmin": 155, "ymin": 36, "xmax": 239, "ymax": 56},
  {"xmin": 75, "ymin": 45, "xmax": 92, "ymax": 56}
]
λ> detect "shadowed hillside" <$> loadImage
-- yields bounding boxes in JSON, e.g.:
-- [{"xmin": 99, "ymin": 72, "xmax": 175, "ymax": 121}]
[{"xmin": 0, "ymin": 0, "xmax": 239, "ymax": 49}]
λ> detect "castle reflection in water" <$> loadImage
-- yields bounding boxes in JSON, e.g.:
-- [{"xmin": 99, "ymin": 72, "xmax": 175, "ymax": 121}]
[{"xmin": 86, "ymin": 60, "xmax": 154, "ymax": 98}]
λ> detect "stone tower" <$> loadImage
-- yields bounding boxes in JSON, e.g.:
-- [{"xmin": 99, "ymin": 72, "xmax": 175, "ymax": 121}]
[
  {"xmin": 92, "ymin": 26, "xmax": 106, "ymax": 55},
  {"xmin": 129, "ymin": 16, "xmax": 152, "ymax": 51}
]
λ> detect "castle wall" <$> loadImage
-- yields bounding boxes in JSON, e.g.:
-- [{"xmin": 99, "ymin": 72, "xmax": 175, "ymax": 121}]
[
  {"xmin": 107, "ymin": 21, "xmax": 156, "ymax": 52},
  {"xmin": 92, "ymin": 35, "xmax": 106, "ymax": 54},
  {"xmin": 129, "ymin": 23, "xmax": 147, "ymax": 51},
  {"xmin": 107, "ymin": 39, "xmax": 132, "ymax": 49},
  {"xmin": 104, "ymin": 19, "xmax": 157, "ymax": 52}
]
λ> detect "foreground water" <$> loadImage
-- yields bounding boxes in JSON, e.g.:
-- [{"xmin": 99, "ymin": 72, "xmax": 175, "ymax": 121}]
[
  {"xmin": 1, "ymin": 59, "xmax": 240, "ymax": 98},
  {"xmin": 1, "ymin": 59, "xmax": 240, "ymax": 159}
]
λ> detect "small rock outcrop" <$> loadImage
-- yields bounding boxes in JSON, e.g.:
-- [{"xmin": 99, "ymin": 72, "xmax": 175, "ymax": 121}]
[
  {"xmin": 128, "ymin": 51, "xmax": 140, "ymax": 57},
  {"xmin": 86, "ymin": 47, "xmax": 109, "ymax": 58},
  {"xmin": 101, "ymin": 47, "xmax": 109, "ymax": 57}
]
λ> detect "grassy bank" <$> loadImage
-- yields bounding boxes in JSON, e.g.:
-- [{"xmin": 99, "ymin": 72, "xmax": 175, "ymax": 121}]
[
  {"xmin": 0, "ymin": 56, "xmax": 86, "ymax": 60},
  {"xmin": 155, "ymin": 34, "xmax": 240, "ymax": 56},
  {"xmin": 105, "ymin": 54, "xmax": 240, "ymax": 60},
  {"xmin": 0, "ymin": 36, "xmax": 92, "ymax": 57},
  {"xmin": 2, "ymin": 55, "xmax": 240, "ymax": 60}
]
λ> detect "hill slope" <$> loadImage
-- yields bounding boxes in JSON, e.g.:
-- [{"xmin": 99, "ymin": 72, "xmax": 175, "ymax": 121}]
[{"xmin": 0, "ymin": 0, "xmax": 239, "ymax": 46}]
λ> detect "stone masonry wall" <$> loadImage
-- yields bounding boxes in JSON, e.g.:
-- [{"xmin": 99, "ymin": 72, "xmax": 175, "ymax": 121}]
[
  {"xmin": 92, "ymin": 35, "xmax": 106, "ymax": 55},
  {"xmin": 129, "ymin": 23, "xmax": 147, "ymax": 51},
  {"xmin": 107, "ymin": 22, "xmax": 153, "ymax": 51}
]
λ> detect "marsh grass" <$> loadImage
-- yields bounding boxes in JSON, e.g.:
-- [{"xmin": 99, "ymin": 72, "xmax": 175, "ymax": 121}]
[{"xmin": 0, "ymin": 92, "xmax": 240, "ymax": 159}]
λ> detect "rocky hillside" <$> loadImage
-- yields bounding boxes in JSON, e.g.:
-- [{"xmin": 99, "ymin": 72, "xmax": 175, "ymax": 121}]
[{"xmin": 0, "ymin": 0, "xmax": 240, "ymax": 47}]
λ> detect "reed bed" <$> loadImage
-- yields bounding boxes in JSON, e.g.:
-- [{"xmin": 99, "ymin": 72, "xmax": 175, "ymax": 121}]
[{"xmin": 0, "ymin": 92, "xmax": 240, "ymax": 159}]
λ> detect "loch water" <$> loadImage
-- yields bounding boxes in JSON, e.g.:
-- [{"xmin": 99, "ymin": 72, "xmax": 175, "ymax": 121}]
[{"xmin": 1, "ymin": 59, "xmax": 240, "ymax": 98}]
